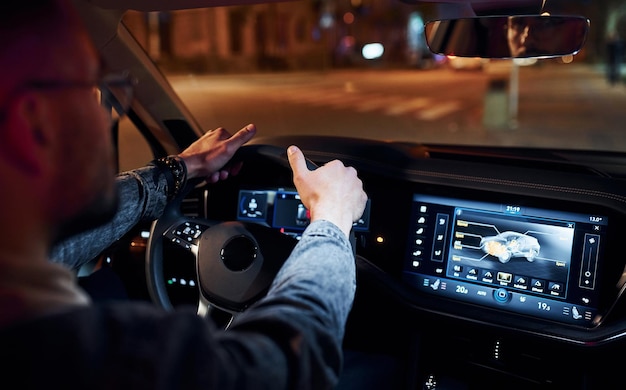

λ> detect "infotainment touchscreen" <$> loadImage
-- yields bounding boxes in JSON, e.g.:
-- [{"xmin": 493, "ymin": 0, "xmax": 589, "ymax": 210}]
[{"xmin": 402, "ymin": 194, "xmax": 608, "ymax": 327}]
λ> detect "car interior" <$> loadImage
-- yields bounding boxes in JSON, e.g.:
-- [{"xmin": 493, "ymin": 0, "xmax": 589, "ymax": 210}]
[{"xmin": 71, "ymin": 0, "xmax": 626, "ymax": 388}]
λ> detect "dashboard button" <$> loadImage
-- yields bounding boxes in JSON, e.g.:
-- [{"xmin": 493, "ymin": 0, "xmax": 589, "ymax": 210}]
[{"xmin": 493, "ymin": 288, "xmax": 510, "ymax": 303}]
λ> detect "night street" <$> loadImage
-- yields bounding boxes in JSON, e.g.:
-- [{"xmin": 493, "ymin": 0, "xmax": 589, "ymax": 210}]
[{"xmin": 165, "ymin": 63, "xmax": 626, "ymax": 151}]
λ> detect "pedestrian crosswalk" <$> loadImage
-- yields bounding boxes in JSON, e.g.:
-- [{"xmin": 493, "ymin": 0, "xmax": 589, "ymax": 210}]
[
  {"xmin": 269, "ymin": 87, "xmax": 463, "ymax": 121},
  {"xmin": 417, "ymin": 101, "xmax": 462, "ymax": 120}
]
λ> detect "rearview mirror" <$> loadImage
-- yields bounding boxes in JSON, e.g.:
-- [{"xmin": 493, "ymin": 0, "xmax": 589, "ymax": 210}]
[{"xmin": 424, "ymin": 15, "xmax": 589, "ymax": 59}]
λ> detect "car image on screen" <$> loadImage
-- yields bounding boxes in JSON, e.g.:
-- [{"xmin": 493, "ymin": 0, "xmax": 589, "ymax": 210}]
[{"xmin": 480, "ymin": 231, "xmax": 541, "ymax": 263}]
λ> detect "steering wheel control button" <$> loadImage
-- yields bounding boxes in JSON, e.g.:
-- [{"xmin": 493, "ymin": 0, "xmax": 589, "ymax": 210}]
[
  {"xmin": 168, "ymin": 222, "xmax": 206, "ymax": 249},
  {"xmin": 493, "ymin": 288, "xmax": 511, "ymax": 304},
  {"xmin": 221, "ymin": 235, "xmax": 258, "ymax": 271}
]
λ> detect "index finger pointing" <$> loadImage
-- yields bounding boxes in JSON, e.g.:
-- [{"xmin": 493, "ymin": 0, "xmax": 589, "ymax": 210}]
[{"xmin": 228, "ymin": 123, "xmax": 257, "ymax": 146}]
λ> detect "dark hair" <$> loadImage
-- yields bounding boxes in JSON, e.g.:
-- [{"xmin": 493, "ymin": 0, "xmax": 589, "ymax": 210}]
[{"xmin": 0, "ymin": 0, "xmax": 84, "ymax": 105}]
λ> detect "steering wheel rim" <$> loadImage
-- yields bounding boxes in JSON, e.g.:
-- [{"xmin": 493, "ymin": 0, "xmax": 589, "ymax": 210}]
[{"xmin": 145, "ymin": 145, "xmax": 314, "ymax": 320}]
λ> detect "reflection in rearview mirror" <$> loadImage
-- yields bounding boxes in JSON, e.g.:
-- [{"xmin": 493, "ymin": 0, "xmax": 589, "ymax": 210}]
[{"xmin": 425, "ymin": 15, "xmax": 589, "ymax": 59}]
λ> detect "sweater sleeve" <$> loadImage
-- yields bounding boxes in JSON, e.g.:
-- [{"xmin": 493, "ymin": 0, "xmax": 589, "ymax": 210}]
[{"xmin": 50, "ymin": 166, "xmax": 169, "ymax": 270}]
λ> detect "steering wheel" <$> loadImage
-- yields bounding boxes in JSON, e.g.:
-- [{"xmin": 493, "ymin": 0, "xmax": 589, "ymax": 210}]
[{"xmin": 145, "ymin": 145, "xmax": 317, "ymax": 326}]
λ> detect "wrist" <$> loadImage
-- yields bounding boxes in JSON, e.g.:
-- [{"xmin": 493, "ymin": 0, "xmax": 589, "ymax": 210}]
[
  {"xmin": 310, "ymin": 210, "xmax": 353, "ymax": 238},
  {"xmin": 150, "ymin": 155, "xmax": 187, "ymax": 201}
]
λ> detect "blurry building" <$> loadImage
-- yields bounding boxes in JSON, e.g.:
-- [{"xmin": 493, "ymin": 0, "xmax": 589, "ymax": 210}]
[
  {"xmin": 122, "ymin": 0, "xmax": 431, "ymax": 73},
  {"xmin": 123, "ymin": 2, "xmax": 327, "ymax": 73}
]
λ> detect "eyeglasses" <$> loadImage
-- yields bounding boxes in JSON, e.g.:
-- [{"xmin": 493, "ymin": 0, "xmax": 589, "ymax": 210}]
[
  {"xmin": 97, "ymin": 71, "xmax": 137, "ymax": 122},
  {"xmin": 26, "ymin": 71, "xmax": 136, "ymax": 121}
]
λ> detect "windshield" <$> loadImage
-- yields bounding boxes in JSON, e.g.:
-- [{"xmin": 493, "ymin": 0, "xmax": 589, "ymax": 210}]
[{"xmin": 121, "ymin": 1, "xmax": 626, "ymax": 152}]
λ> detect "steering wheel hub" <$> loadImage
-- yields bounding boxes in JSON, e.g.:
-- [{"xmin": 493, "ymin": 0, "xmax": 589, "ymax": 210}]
[{"xmin": 221, "ymin": 235, "xmax": 258, "ymax": 271}]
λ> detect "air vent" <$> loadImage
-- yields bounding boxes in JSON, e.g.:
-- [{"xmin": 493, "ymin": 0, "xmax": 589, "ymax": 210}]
[
  {"xmin": 424, "ymin": 149, "xmax": 609, "ymax": 178},
  {"xmin": 180, "ymin": 187, "xmax": 205, "ymax": 217}
]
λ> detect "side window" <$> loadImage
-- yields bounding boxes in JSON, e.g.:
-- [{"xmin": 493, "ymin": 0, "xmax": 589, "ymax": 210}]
[
  {"xmin": 96, "ymin": 67, "xmax": 154, "ymax": 173},
  {"xmin": 117, "ymin": 117, "xmax": 154, "ymax": 172}
]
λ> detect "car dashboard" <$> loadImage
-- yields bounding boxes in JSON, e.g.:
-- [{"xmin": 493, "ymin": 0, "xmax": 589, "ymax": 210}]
[{"xmin": 158, "ymin": 135, "xmax": 626, "ymax": 388}]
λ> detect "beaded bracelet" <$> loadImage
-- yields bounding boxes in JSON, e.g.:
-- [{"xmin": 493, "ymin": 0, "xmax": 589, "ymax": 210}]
[{"xmin": 150, "ymin": 155, "xmax": 187, "ymax": 201}]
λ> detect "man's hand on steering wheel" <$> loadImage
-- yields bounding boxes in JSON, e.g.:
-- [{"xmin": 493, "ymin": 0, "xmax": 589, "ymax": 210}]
[
  {"xmin": 287, "ymin": 145, "xmax": 368, "ymax": 238},
  {"xmin": 179, "ymin": 124, "xmax": 257, "ymax": 183},
  {"xmin": 147, "ymin": 126, "xmax": 367, "ymax": 324}
]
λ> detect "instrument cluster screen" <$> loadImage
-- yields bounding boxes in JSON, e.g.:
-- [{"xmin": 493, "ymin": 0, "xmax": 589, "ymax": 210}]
[{"xmin": 237, "ymin": 188, "xmax": 370, "ymax": 235}]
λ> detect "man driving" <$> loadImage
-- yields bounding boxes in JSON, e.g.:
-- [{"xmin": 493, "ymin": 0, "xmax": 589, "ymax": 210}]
[{"xmin": 0, "ymin": 1, "xmax": 368, "ymax": 388}]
